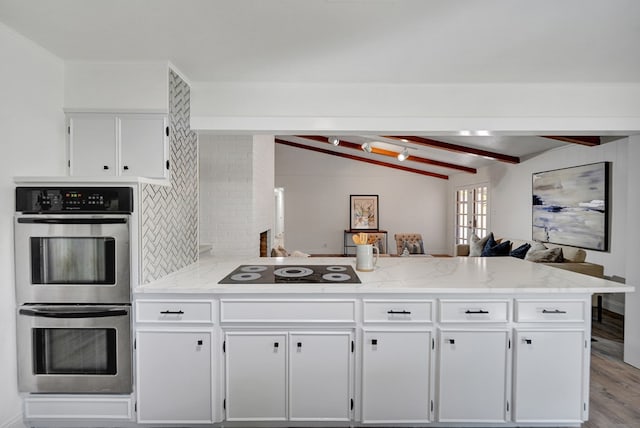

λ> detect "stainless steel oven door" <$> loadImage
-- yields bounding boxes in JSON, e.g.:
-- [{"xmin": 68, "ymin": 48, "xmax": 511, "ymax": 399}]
[
  {"xmin": 14, "ymin": 215, "xmax": 130, "ymax": 304},
  {"xmin": 17, "ymin": 304, "xmax": 132, "ymax": 393}
]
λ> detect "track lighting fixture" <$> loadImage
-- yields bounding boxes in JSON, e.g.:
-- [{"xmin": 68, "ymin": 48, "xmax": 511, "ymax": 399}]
[
  {"xmin": 329, "ymin": 137, "xmax": 340, "ymax": 146},
  {"xmin": 397, "ymin": 147, "xmax": 409, "ymax": 161},
  {"xmin": 361, "ymin": 142, "xmax": 372, "ymax": 153}
]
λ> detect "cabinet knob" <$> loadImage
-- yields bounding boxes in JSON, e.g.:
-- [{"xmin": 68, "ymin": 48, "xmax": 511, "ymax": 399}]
[
  {"xmin": 448, "ymin": 339, "xmax": 455, "ymax": 344},
  {"xmin": 103, "ymin": 165, "xmax": 109, "ymax": 170},
  {"xmin": 523, "ymin": 338, "xmax": 533, "ymax": 345},
  {"xmin": 371, "ymin": 339, "xmax": 378, "ymax": 346},
  {"xmin": 297, "ymin": 342, "xmax": 302, "ymax": 350},
  {"xmin": 273, "ymin": 342, "xmax": 279, "ymax": 349},
  {"xmin": 123, "ymin": 165, "xmax": 129, "ymax": 170},
  {"xmin": 197, "ymin": 339, "xmax": 203, "ymax": 346}
]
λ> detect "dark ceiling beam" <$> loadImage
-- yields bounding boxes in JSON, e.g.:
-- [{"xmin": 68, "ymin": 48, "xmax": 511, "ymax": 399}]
[
  {"xmin": 542, "ymin": 136, "xmax": 601, "ymax": 147},
  {"xmin": 297, "ymin": 135, "xmax": 476, "ymax": 174},
  {"xmin": 275, "ymin": 139, "xmax": 448, "ymax": 180},
  {"xmin": 385, "ymin": 136, "xmax": 520, "ymax": 164}
]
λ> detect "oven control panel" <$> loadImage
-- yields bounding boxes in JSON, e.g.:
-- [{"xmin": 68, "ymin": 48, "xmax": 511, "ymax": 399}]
[{"xmin": 16, "ymin": 187, "xmax": 134, "ymax": 213}]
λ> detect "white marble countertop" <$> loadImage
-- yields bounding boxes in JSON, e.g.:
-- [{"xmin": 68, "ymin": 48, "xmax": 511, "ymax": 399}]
[{"xmin": 135, "ymin": 254, "xmax": 634, "ymax": 295}]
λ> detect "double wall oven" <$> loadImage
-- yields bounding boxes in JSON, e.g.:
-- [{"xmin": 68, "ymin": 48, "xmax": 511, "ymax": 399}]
[{"xmin": 15, "ymin": 186, "xmax": 133, "ymax": 394}]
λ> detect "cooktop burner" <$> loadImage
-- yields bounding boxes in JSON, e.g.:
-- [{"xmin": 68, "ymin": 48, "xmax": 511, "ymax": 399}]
[{"xmin": 218, "ymin": 265, "xmax": 361, "ymax": 284}]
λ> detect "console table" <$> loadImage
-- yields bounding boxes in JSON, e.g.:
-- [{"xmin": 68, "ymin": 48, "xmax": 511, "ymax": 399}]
[{"xmin": 343, "ymin": 229, "xmax": 388, "ymax": 255}]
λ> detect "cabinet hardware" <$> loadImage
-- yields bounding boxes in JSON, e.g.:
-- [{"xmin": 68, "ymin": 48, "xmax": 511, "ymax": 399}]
[
  {"xmin": 160, "ymin": 310, "xmax": 184, "ymax": 315},
  {"xmin": 67, "ymin": 160, "xmax": 70, "ymax": 168},
  {"xmin": 448, "ymin": 339, "xmax": 455, "ymax": 344},
  {"xmin": 103, "ymin": 165, "xmax": 109, "ymax": 170},
  {"xmin": 432, "ymin": 338, "xmax": 435, "ymax": 350},
  {"xmin": 371, "ymin": 339, "xmax": 378, "ymax": 346},
  {"xmin": 351, "ymin": 340, "xmax": 355, "ymax": 353},
  {"xmin": 223, "ymin": 399, "xmax": 226, "ymax": 410},
  {"xmin": 223, "ymin": 341, "xmax": 226, "ymax": 352},
  {"xmin": 297, "ymin": 342, "xmax": 302, "ymax": 350},
  {"xmin": 508, "ymin": 339, "xmax": 511, "ymax": 349},
  {"xmin": 542, "ymin": 309, "xmax": 567, "ymax": 314},
  {"xmin": 274, "ymin": 342, "xmax": 279, "ymax": 349},
  {"xmin": 123, "ymin": 165, "xmax": 129, "ymax": 170},
  {"xmin": 67, "ymin": 126, "xmax": 71, "ymax": 134},
  {"xmin": 387, "ymin": 310, "xmax": 411, "ymax": 315},
  {"xmin": 165, "ymin": 126, "xmax": 169, "ymax": 137},
  {"xmin": 350, "ymin": 398, "xmax": 354, "ymax": 410},
  {"xmin": 465, "ymin": 309, "xmax": 489, "ymax": 314},
  {"xmin": 166, "ymin": 160, "xmax": 170, "ymax": 170},
  {"xmin": 523, "ymin": 338, "xmax": 533, "ymax": 345},
  {"xmin": 430, "ymin": 400, "xmax": 434, "ymax": 412},
  {"xmin": 507, "ymin": 400, "xmax": 510, "ymax": 412},
  {"xmin": 197, "ymin": 340, "xmax": 203, "ymax": 346}
]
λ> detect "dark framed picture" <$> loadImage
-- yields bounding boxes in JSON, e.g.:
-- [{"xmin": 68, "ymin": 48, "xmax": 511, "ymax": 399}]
[
  {"xmin": 350, "ymin": 195, "xmax": 379, "ymax": 230},
  {"xmin": 532, "ymin": 162, "xmax": 609, "ymax": 251}
]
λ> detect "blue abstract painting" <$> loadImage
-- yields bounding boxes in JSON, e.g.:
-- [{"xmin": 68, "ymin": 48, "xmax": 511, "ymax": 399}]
[{"xmin": 532, "ymin": 162, "xmax": 609, "ymax": 251}]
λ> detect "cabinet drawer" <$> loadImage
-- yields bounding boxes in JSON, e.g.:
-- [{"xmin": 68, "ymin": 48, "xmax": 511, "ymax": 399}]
[
  {"xmin": 515, "ymin": 300, "xmax": 586, "ymax": 322},
  {"xmin": 220, "ymin": 299, "xmax": 356, "ymax": 323},
  {"xmin": 136, "ymin": 300, "xmax": 214, "ymax": 324},
  {"xmin": 363, "ymin": 300, "xmax": 433, "ymax": 323},
  {"xmin": 439, "ymin": 299, "xmax": 509, "ymax": 323}
]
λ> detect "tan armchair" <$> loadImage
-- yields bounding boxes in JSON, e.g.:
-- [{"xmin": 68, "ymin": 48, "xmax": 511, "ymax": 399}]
[{"xmin": 394, "ymin": 233, "xmax": 425, "ymax": 255}]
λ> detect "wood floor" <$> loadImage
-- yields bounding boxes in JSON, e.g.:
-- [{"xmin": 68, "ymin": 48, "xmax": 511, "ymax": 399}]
[{"xmin": 586, "ymin": 309, "xmax": 640, "ymax": 427}]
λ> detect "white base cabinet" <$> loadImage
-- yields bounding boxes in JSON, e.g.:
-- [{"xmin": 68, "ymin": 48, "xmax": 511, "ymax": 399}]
[
  {"xmin": 362, "ymin": 330, "xmax": 433, "ymax": 423},
  {"xmin": 438, "ymin": 329, "xmax": 511, "ymax": 423},
  {"xmin": 224, "ymin": 331, "xmax": 354, "ymax": 422},
  {"xmin": 136, "ymin": 330, "xmax": 213, "ymax": 424},
  {"xmin": 514, "ymin": 329, "xmax": 587, "ymax": 422}
]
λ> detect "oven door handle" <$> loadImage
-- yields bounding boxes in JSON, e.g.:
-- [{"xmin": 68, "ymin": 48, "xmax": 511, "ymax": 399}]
[
  {"xmin": 17, "ymin": 218, "xmax": 127, "ymax": 225},
  {"xmin": 19, "ymin": 307, "xmax": 129, "ymax": 318}
]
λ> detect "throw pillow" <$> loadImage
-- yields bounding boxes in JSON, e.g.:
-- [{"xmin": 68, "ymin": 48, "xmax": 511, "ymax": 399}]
[
  {"xmin": 510, "ymin": 243, "xmax": 531, "ymax": 259},
  {"xmin": 525, "ymin": 247, "xmax": 564, "ymax": 263},
  {"xmin": 481, "ymin": 237, "xmax": 512, "ymax": 257},
  {"xmin": 469, "ymin": 233, "xmax": 493, "ymax": 257}
]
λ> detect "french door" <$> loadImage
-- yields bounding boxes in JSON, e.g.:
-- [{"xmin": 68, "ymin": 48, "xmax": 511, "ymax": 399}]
[{"xmin": 455, "ymin": 185, "xmax": 489, "ymax": 245}]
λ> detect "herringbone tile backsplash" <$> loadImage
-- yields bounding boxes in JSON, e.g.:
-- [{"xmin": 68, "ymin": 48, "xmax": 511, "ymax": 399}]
[{"xmin": 140, "ymin": 70, "xmax": 198, "ymax": 283}]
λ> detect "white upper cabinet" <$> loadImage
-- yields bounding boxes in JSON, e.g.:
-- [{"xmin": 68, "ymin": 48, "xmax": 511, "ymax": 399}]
[{"xmin": 68, "ymin": 113, "xmax": 169, "ymax": 179}]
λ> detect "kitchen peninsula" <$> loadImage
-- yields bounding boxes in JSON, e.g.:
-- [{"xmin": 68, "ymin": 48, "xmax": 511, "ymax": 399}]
[{"xmin": 127, "ymin": 254, "xmax": 633, "ymax": 428}]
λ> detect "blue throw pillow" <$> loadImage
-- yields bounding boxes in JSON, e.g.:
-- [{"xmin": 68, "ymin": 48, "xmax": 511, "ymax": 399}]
[
  {"xmin": 510, "ymin": 243, "xmax": 531, "ymax": 259},
  {"xmin": 481, "ymin": 237, "xmax": 511, "ymax": 257}
]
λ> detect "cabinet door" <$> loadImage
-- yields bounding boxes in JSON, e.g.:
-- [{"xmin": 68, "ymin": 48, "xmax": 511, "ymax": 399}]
[
  {"xmin": 136, "ymin": 330, "xmax": 213, "ymax": 423},
  {"xmin": 225, "ymin": 332, "xmax": 287, "ymax": 421},
  {"xmin": 438, "ymin": 330, "xmax": 510, "ymax": 423},
  {"xmin": 289, "ymin": 332, "xmax": 353, "ymax": 421},
  {"xmin": 119, "ymin": 115, "xmax": 167, "ymax": 178},
  {"xmin": 69, "ymin": 115, "xmax": 117, "ymax": 176},
  {"xmin": 514, "ymin": 330, "xmax": 585, "ymax": 422},
  {"xmin": 362, "ymin": 330, "xmax": 432, "ymax": 423}
]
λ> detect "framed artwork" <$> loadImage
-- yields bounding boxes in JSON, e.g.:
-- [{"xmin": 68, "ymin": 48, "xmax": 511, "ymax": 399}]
[
  {"xmin": 532, "ymin": 162, "xmax": 609, "ymax": 251},
  {"xmin": 350, "ymin": 195, "xmax": 379, "ymax": 230}
]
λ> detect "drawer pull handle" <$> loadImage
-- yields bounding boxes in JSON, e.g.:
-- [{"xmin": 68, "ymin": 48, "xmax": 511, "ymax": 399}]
[
  {"xmin": 542, "ymin": 309, "xmax": 567, "ymax": 314},
  {"xmin": 387, "ymin": 310, "xmax": 411, "ymax": 315},
  {"xmin": 465, "ymin": 309, "xmax": 489, "ymax": 314},
  {"xmin": 448, "ymin": 339, "xmax": 455, "ymax": 344},
  {"xmin": 523, "ymin": 338, "xmax": 533, "ymax": 345},
  {"xmin": 160, "ymin": 310, "xmax": 184, "ymax": 315}
]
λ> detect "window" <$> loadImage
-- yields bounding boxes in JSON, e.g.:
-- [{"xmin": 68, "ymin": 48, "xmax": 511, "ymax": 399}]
[{"xmin": 455, "ymin": 185, "xmax": 489, "ymax": 245}]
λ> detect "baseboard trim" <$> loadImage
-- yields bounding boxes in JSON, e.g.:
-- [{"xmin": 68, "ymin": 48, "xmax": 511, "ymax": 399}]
[{"xmin": 1, "ymin": 413, "xmax": 26, "ymax": 428}]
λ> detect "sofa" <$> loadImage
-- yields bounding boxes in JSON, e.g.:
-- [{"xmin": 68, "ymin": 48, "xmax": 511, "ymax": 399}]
[
  {"xmin": 456, "ymin": 236, "xmax": 605, "ymax": 320},
  {"xmin": 455, "ymin": 238, "xmax": 604, "ymax": 278}
]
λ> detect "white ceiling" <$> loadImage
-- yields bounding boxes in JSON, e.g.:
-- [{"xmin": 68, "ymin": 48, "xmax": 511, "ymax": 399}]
[
  {"xmin": 1, "ymin": 0, "xmax": 637, "ymax": 175},
  {"xmin": 1, "ymin": 0, "xmax": 638, "ymax": 84}
]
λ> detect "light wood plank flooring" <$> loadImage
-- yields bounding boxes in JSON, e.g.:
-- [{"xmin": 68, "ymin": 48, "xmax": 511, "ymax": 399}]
[{"xmin": 586, "ymin": 309, "xmax": 640, "ymax": 427}]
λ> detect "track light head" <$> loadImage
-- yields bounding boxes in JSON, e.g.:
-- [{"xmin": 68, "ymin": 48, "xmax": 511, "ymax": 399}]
[
  {"xmin": 397, "ymin": 148, "xmax": 410, "ymax": 161},
  {"xmin": 361, "ymin": 142, "xmax": 372, "ymax": 153}
]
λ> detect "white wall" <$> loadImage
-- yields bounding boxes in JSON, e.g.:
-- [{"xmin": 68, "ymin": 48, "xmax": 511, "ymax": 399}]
[
  {"xmin": 275, "ymin": 144, "xmax": 449, "ymax": 255},
  {"xmin": 64, "ymin": 61, "xmax": 169, "ymax": 112},
  {"xmin": 199, "ymin": 135, "xmax": 275, "ymax": 256},
  {"xmin": 191, "ymin": 82, "xmax": 640, "ymax": 133},
  {"xmin": 0, "ymin": 22, "xmax": 65, "ymax": 428},
  {"xmin": 624, "ymin": 137, "xmax": 640, "ymax": 367},
  {"xmin": 450, "ymin": 140, "xmax": 630, "ymax": 313}
]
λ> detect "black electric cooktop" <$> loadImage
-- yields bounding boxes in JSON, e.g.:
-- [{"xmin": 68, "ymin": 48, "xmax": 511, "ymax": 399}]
[{"xmin": 218, "ymin": 265, "xmax": 361, "ymax": 284}]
